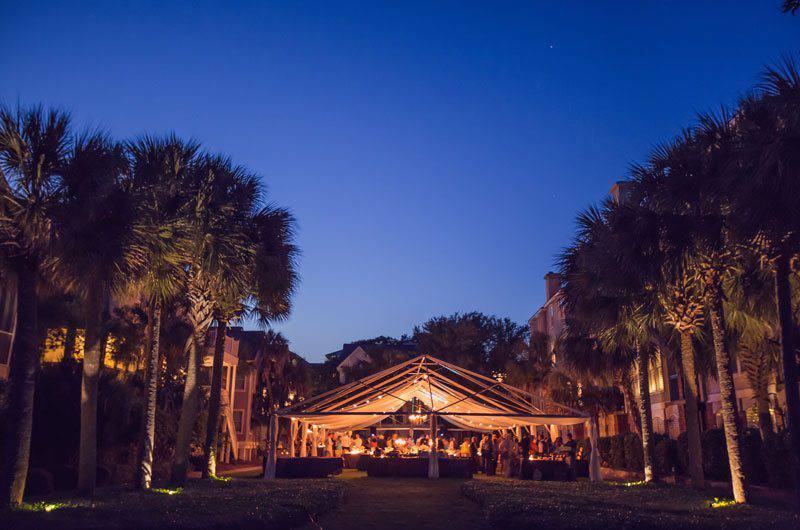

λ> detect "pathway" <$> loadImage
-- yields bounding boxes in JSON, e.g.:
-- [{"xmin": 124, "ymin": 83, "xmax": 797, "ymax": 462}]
[{"xmin": 301, "ymin": 470, "xmax": 489, "ymax": 530}]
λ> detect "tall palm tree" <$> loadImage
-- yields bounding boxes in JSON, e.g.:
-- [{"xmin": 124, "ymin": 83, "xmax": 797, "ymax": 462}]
[
  {"xmin": 659, "ymin": 274, "xmax": 706, "ymax": 488},
  {"xmin": 170, "ymin": 155, "xmax": 263, "ymax": 486},
  {"xmin": 0, "ymin": 105, "xmax": 70, "ymax": 506},
  {"xmin": 128, "ymin": 135, "xmax": 196, "ymax": 490},
  {"xmin": 203, "ymin": 205, "xmax": 299, "ymax": 478},
  {"xmin": 637, "ymin": 114, "xmax": 749, "ymax": 502},
  {"xmin": 734, "ymin": 59, "xmax": 800, "ymax": 503},
  {"xmin": 559, "ymin": 201, "xmax": 663, "ymax": 482},
  {"xmin": 53, "ymin": 132, "xmax": 135, "ymax": 495},
  {"xmin": 629, "ymin": 137, "xmax": 709, "ymax": 490}
]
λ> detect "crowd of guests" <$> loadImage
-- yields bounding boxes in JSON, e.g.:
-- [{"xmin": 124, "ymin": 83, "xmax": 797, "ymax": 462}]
[
  {"xmin": 293, "ymin": 428, "xmax": 580, "ymax": 479},
  {"xmin": 319, "ymin": 432, "xmax": 461, "ymax": 457},
  {"xmin": 476, "ymin": 430, "xmax": 578, "ymax": 477}
]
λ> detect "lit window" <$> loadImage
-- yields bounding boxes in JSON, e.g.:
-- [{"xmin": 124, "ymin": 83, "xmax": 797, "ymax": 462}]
[{"xmin": 648, "ymin": 352, "xmax": 664, "ymax": 394}]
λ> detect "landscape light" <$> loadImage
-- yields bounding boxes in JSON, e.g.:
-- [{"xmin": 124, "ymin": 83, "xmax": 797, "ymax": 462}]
[
  {"xmin": 152, "ymin": 487, "xmax": 182, "ymax": 495},
  {"xmin": 710, "ymin": 498, "xmax": 736, "ymax": 509}
]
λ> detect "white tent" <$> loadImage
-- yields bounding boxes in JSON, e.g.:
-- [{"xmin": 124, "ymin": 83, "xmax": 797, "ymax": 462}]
[{"xmin": 264, "ymin": 355, "xmax": 601, "ymax": 480}]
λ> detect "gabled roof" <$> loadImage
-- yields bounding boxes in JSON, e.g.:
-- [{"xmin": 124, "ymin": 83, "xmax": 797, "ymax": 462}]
[
  {"xmin": 277, "ymin": 354, "xmax": 588, "ymax": 431},
  {"xmin": 325, "ymin": 339, "xmax": 418, "ymax": 363}
]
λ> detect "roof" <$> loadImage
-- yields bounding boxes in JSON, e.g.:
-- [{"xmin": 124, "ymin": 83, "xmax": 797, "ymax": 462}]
[
  {"xmin": 228, "ymin": 328, "xmax": 310, "ymax": 366},
  {"xmin": 278, "ymin": 354, "xmax": 588, "ymax": 431},
  {"xmin": 325, "ymin": 339, "xmax": 418, "ymax": 363}
]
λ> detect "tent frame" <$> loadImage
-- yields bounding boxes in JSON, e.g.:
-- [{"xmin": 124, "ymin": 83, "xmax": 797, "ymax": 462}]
[{"xmin": 264, "ymin": 355, "xmax": 601, "ymax": 481}]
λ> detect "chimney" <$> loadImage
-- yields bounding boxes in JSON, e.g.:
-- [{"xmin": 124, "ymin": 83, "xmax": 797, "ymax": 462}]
[{"xmin": 544, "ymin": 272, "xmax": 561, "ymax": 301}]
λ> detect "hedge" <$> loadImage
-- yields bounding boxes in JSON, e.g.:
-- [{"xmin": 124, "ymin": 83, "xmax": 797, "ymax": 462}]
[{"xmin": 590, "ymin": 428, "xmax": 793, "ymax": 489}]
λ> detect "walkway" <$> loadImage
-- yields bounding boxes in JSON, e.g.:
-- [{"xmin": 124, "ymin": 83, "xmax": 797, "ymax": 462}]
[{"xmin": 301, "ymin": 470, "xmax": 489, "ymax": 530}]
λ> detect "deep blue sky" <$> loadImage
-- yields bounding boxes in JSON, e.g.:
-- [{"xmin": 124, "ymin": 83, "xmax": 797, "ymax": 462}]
[{"xmin": 2, "ymin": 2, "xmax": 798, "ymax": 361}]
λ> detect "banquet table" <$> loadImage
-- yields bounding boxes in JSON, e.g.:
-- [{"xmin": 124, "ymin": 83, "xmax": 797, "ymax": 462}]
[
  {"xmin": 342, "ymin": 453, "xmax": 370, "ymax": 470},
  {"xmin": 520, "ymin": 459, "xmax": 572, "ymax": 481},
  {"xmin": 366, "ymin": 456, "xmax": 473, "ymax": 478}
]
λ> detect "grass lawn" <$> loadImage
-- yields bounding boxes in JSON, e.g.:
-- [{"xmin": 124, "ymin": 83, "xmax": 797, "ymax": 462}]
[
  {"xmin": 302, "ymin": 469, "xmax": 489, "ymax": 530},
  {"xmin": 462, "ymin": 477, "xmax": 800, "ymax": 529},
  {"xmin": 6, "ymin": 476, "xmax": 345, "ymax": 529}
]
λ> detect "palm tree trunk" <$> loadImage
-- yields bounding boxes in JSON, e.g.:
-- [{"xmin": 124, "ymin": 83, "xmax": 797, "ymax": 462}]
[
  {"xmin": 774, "ymin": 253, "xmax": 800, "ymax": 507},
  {"xmin": 707, "ymin": 289, "xmax": 748, "ymax": 504},
  {"xmin": 78, "ymin": 290, "xmax": 107, "ymax": 496},
  {"xmin": 170, "ymin": 329, "xmax": 206, "ymax": 486},
  {"xmin": 636, "ymin": 348, "xmax": 658, "ymax": 482},
  {"xmin": 678, "ymin": 330, "xmax": 705, "ymax": 488},
  {"xmin": 756, "ymin": 393, "xmax": 773, "ymax": 441},
  {"xmin": 170, "ymin": 274, "xmax": 214, "ymax": 485},
  {"xmin": 1, "ymin": 265, "xmax": 39, "ymax": 507},
  {"xmin": 136, "ymin": 301, "xmax": 162, "ymax": 490},
  {"xmin": 618, "ymin": 369, "xmax": 641, "ymax": 435},
  {"xmin": 63, "ymin": 326, "xmax": 77, "ymax": 361},
  {"xmin": 202, "ymin": 319, "xmax": 228, "ymax": 479}
]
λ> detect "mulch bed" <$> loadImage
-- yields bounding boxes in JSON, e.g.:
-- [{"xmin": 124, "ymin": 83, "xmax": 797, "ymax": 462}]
[
  {"xmin": 7, "ymin": 477, "xmax": 345, "ymax": 529},
  {"xmin": 461, "ymin": 478, "xmax": 799, "ymax": 529}
]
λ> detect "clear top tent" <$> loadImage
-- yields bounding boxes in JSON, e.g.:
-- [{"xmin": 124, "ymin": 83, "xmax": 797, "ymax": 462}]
[{"xmin": 264, "ymin": 355, "xmax": 601, "ymax": 479}]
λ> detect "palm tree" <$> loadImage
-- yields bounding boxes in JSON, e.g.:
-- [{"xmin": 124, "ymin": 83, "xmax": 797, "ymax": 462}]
[
  {"xmin": 558, "ymin": 202, "xmax": 663, "ymax": 482},
  {"xmin": 203, "ymin": 205, "xmax": 299, "ymax": 478},
  {"xmin": 170, "ymin": 155, "xmax": 264, "ymax": 486},
  {"xmin": 734, "ymin": 59, "xmax": 800, "ymax": 503},
  {"xmin": 659, "ymin": 274, "xmax": 707, "ymax": 488},
  {"xmin": 0, "ymin": 105, "xmax": 70, "ymax": 506},
  {"xmin": 629, "ymin": 136, "xmax": 709, "ymax": 489},
  {"xmin": 636, "ymin": 114, "xmax": 749, "ymax": 502},
  {"xmin": 53, "ymin": 131, "xmax": 135, "ymax": 495},
  {"xmin": 723, "ymin": 254, "xmax": 781, "ymax": 440},
  {"xmin": 128, "ymin": 135, "xmax": 196, "ymax": 490}
]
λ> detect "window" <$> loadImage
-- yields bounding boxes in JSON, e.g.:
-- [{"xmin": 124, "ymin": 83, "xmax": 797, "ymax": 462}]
[
  {"xmin": 233, "ymin": 410, "xmax": 244, "ymax": 433},
  {"xmin": 648, "ymin": 352, "xmax": 664, "ymax": 394},
  {"xmin": 235, "ymin": 370, "xmax": 246, "ymax": 390},
  {"xmin": 0, "ymin": 284, "xmax": 16, "ymax": 364},
  {"xmin": 221, "ymin": 366, "xmax": 229, "ymax": 389}
]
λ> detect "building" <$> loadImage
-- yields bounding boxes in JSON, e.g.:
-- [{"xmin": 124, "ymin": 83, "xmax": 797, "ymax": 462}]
[
  {"xmin": 325, "ymin": 338, "xmax": 418, "ymax": 383},
  {"xmin": 529, "ymin": 272, "xmax": 565, "ymax": 364},
  {"xmin": 203, "ymin": 326, "xmax": 261, "ymax": 462},
  {"xmin": 0, "ymin": 282, "xmax": 16, "ymax": 380}
]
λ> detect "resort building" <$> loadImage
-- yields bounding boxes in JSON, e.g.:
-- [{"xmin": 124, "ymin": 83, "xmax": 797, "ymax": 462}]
[
  {"xmin": 202, "ymin": 326, "xmax": 261, "ymax": 463},
  {"xmin": 325, "ymin": 339, "xmax": 418, "ymax": 383},
  {"xmin": 0, "ymin": 282, "xmax": 16, "ymax": 380}
]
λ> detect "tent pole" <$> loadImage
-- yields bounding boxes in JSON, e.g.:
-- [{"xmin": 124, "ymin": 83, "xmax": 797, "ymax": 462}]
[
  {"xmin": 288, "ymin": 418, "xmax": 298, "ymax": 458},
  {"xmin": 311, "ymin": 424, "xmax": 319, "ymax": 456},
  {"xmin": 264, "ymin": 413, "xmax": 278, "ymax": 479},
  {"xmin": 589, "ymin": 415, "xmax": 602, "ymax": 483},
  {"xmin": 300, "ymin": 421, "xmax": 308, "ymax": 457},
  {"xmin": 428, "ymin": 413, "xmax": 439, "ymax": 479}
]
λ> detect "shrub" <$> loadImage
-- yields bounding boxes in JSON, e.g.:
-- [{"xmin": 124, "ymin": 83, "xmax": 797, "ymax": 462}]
[
  {"xmin": 741, "ymin": 428, "xmax": 768, "ymax": 484},
  {"xmin": 597, "ymin": 426, "xmax": 793, "ymax": 489},
  {"xmin": 598, "ymin": 436, "xmax": 612, "ymax": 467},
  {"xmin": 701, "ymin": 428, "xmax": 729, "ymax": 480},
  {"xmin": 762, "ymin": 430, "xmax": 794, "ymax": 489},
  {"xmin": 676, "ymin": 431, "xmax": 689, "ymax": 475},
  {"xmin": 623, "ymin": 433, "xmax": 643, "ymax": 471},
  {"xmin": 653, "ymin": 435, "xmax": 680, "ymax": 476},
  {"xmin": 608, "ymin": 434, "xmax": 626, "ymax": 470}
]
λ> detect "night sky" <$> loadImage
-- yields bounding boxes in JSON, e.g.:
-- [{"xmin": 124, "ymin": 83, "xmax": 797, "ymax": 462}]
[{"xmin": 2, "ymin": 2, "xmax": 798, "ymax": 361}]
